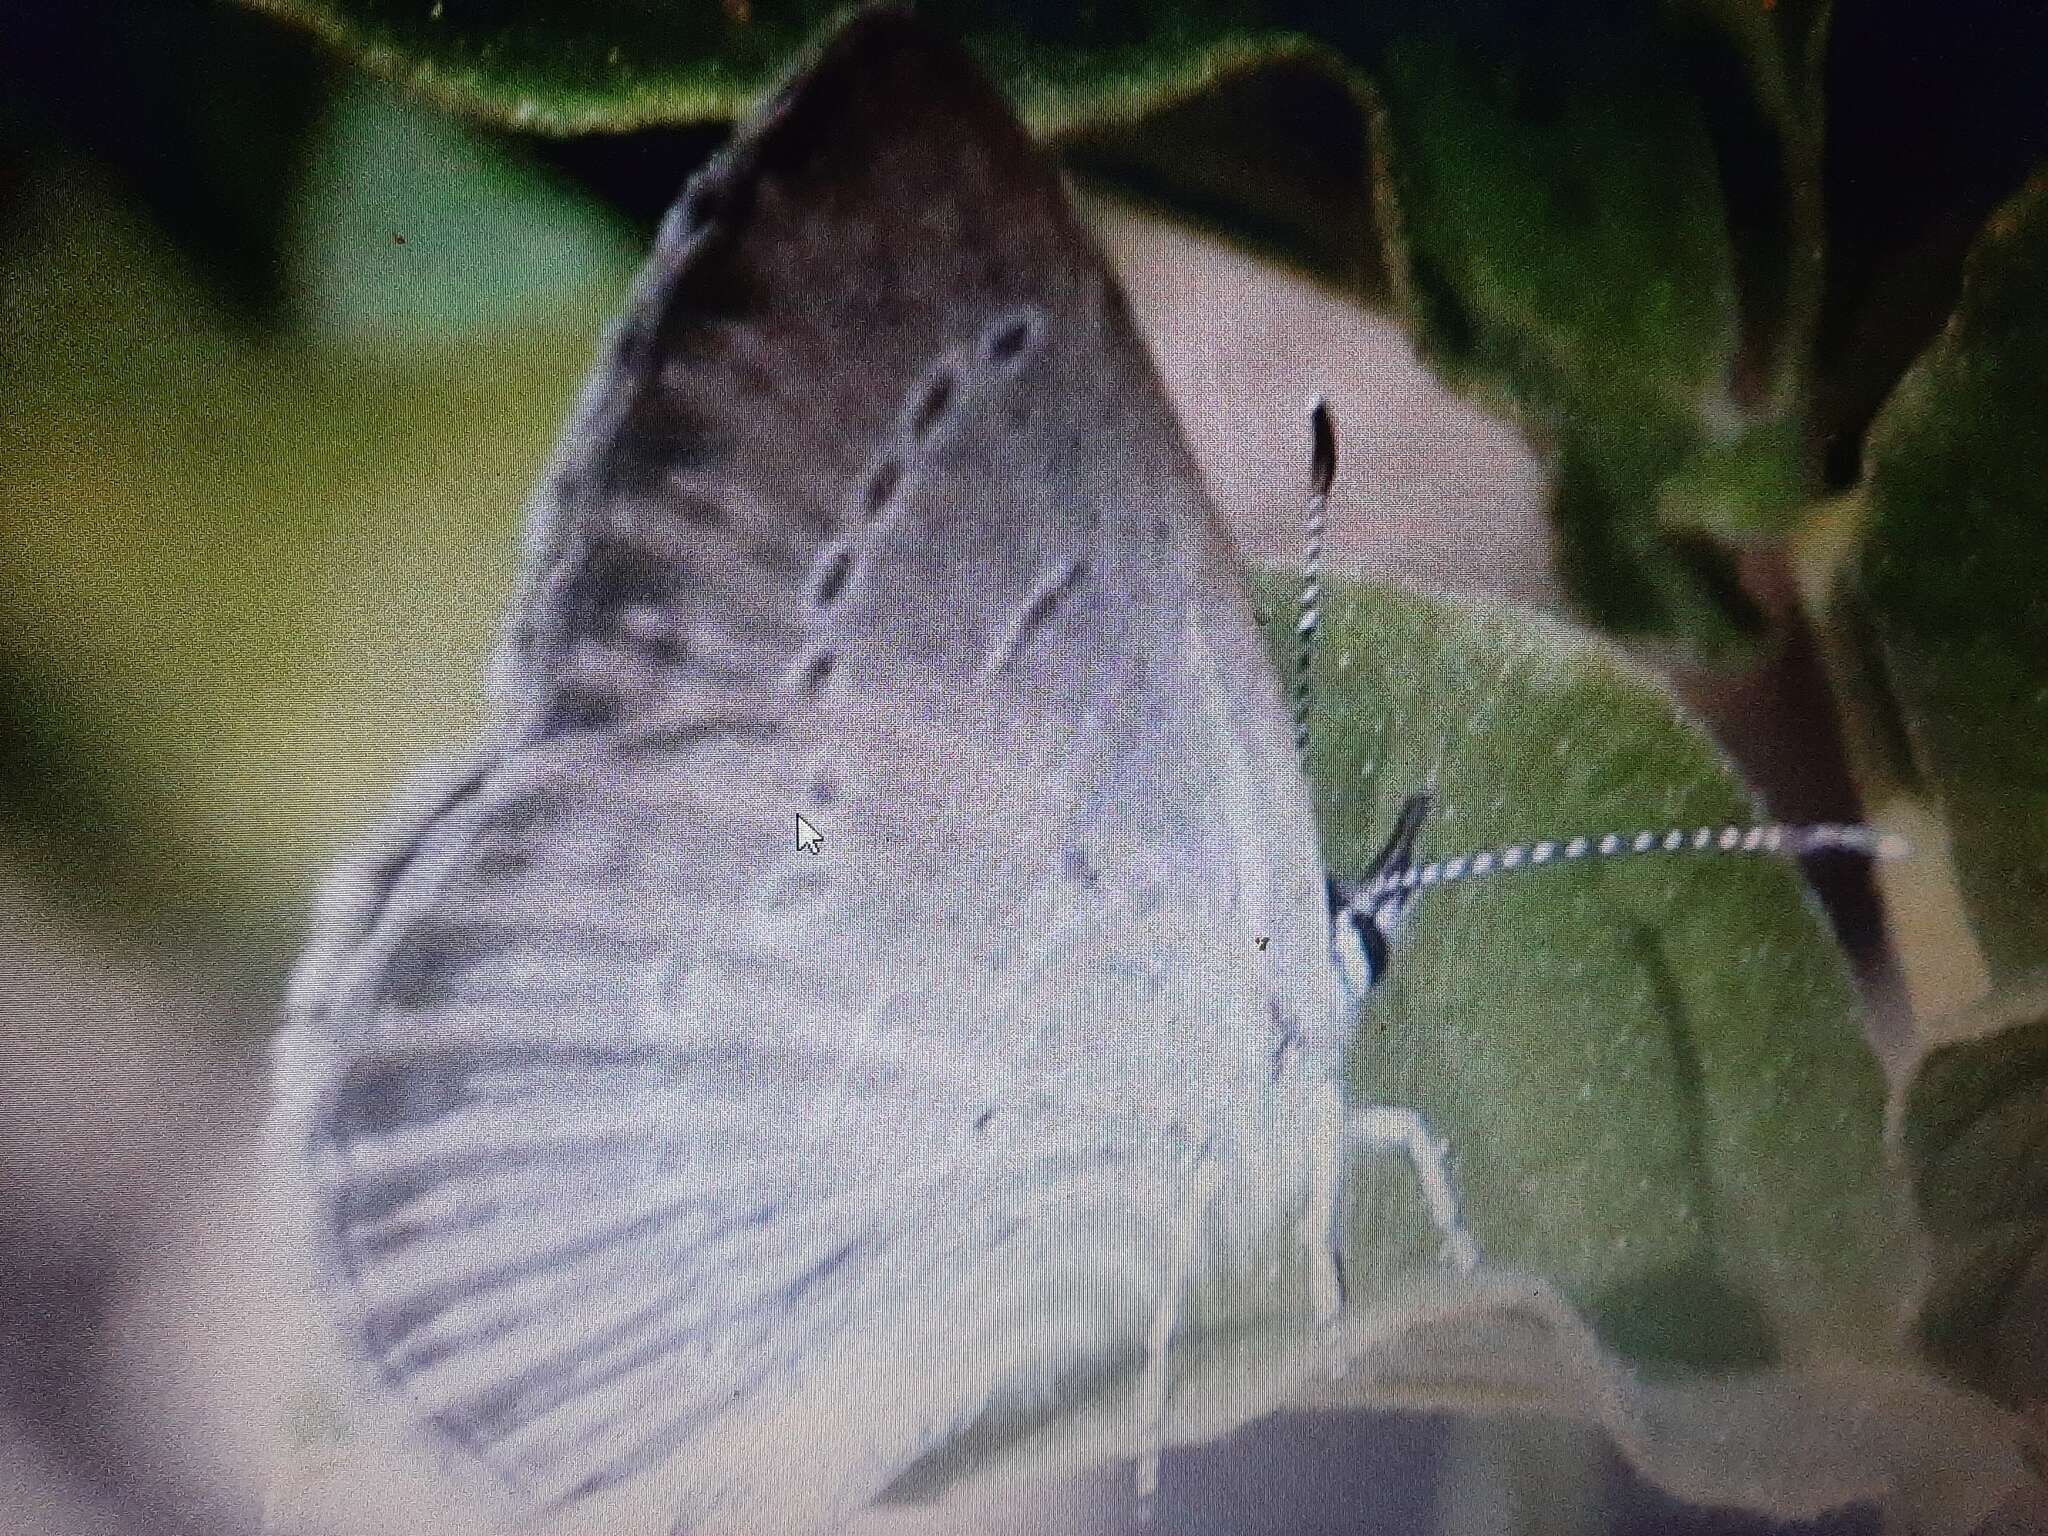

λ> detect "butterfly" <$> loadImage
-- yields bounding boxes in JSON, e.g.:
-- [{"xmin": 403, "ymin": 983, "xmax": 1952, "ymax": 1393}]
[{"xmin": 272, "ymin": 11, "xmax": 1891, "ymax": 1534}]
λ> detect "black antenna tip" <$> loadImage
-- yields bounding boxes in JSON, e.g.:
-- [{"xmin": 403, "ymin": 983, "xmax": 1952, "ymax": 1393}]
[{"xmin": 1309, "ymin": 398, "xmax": 1336, "ymax": 497}]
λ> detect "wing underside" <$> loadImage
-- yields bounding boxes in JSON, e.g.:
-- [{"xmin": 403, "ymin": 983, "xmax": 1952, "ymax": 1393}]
[{"xmin": 280, "ymin": 13, "xmax": 1329, "ymax": 1530}]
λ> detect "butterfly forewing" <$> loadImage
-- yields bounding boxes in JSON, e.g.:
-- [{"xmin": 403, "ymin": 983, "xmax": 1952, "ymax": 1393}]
[{"xmin": 279, "ymin": 14, "xmax": 1332, "ymax": 1531}]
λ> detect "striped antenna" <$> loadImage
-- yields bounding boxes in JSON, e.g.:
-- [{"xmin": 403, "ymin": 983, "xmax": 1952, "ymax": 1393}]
[
  {"xmin": 1390, "ymin": 819, "xmax": 1907, "ymax": 897},
  {"xmin": 1348, "ymin": 817, "xmax": 1907, "ymax": 924},
  {"xmin": 1330, "ymin": 805, "xmax": 1908, "ymax": 994},
  {"xmin": 1292, "ymin": 399, "xmax": 1336, "ymax": 763}
]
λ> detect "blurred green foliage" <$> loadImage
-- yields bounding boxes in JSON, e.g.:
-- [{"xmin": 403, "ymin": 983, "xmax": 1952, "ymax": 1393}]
[
  {"xmin": 1361, "ymin": 4, "xmax": 1808, "ymax": 656},
  {"xmin": 1898, "ymin": 974, "xmax": 2048, "ymax": 1414},
  {"xmin": 1856, "ymin": 172, "xmax": 2048, "ymax": 986},
  {"xmin": 0, "ymin": 0, "xmax": 325, "ymax": 316},
  {"xmin": 0, "ymin": 56, "xmax": 638, "ymax": 963}
]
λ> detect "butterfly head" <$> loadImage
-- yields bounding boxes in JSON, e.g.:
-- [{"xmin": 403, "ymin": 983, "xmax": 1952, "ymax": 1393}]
[{"xmin": 1327, "ymin": 790, "xmax": 1434, "ymax": 1003}]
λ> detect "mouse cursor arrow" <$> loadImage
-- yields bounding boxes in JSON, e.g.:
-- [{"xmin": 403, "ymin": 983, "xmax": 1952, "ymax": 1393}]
[{"xmin": 795, "ymin": 813, "xmax": 823, "ymax": 855}]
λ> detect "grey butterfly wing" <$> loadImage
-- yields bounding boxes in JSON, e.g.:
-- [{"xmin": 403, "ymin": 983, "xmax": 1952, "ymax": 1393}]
[{"xmin": 279, "ymin": 14, "xmax": 1332, "ymax": 1532}]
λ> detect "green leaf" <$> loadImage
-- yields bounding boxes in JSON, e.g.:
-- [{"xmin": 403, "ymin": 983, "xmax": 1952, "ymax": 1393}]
[
  {"xmin": 1901, "ymin": 977, "xmax": 2048, "ymax": 1239},
  {"xmin": 1067, "ymin": 0, "xmax": 1828, "ymax": 655},
  {"xmin": 287, "ymin": 81, "xmax": 641, "ymax": 342},
  {"xmin": 2, "ymin": 0, "xmax": 329, "ymax": 319},
  {"xmin": 1059, "ymin": 46, "xmax": 1399, "ymax": 303},
  {"xmin": 1268, "ymin": 575, "xmax": 1906, "ymax": 1372},
  {"xmin": 1359, "ymin": 3, "xmax": 1817, "ymax": 657},
  {"xmin": 1854, "ymin": 169, "xmax": 2048, "ymax": 984},
  {"xmin": 1808, "ymin": 4, "xmax": 2048, "ymax": 485},
  {"xmin": 238, "ymin": 0, "xmax": 822, "ymax": 131},
  {"xmin": 235, "ymin": 0, "xmax": 1308, "ymax": 136},
  {"xmin": 229, "ymin": 2, "xmax": 1405, "ymax": 300},
  {"xmin": 1897, "ymin": 973, "xmax": 2048, "ymax": 1412}
]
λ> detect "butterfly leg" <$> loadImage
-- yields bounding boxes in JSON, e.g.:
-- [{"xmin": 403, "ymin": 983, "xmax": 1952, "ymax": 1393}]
[
  {"xmin": 1347, "ymin": 1103, "xmax": 1481, "ymax": 1277},
  {"xmin": 1134, "ymin": 1153, "xmax": 1221, "ymax": 1504},
  {"xmin": 1307, "ymin": 1075, "xmax": 1349, "ymax": 1336},
  {"xmin": 1307, "ymin": 1080, "xmax": 1481, "ymax": 1364}
]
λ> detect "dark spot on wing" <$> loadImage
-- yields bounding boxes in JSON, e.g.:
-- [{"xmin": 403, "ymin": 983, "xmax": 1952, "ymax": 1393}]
[
  {"xmin": 659, "ymin": 258, "xmax": 762, "ymax": 340},
  {"xmin": 612, "ymin": 713, "xmax": 782, "ymax": 762},
  {"xmin": 335, "ymin": 1057, "xmax": 463, "ymax": 1139},
  {"xmin": 862, "ymin": 458, "xmax": 901, "ymax": 520},
  {"xmin": 1268, "ymin": 1002, "xmax": 1304, "ymax": 1080},
  {"xmin": 1091, "ymin": 269, "xmax": 1134, "ymax": 328},
  {"xmin": 337, "ymin": 1166, "xmax": 431, "ymax": 1242},
  {"xmin": 599, "ymin": 394, "xmax": 717, "ymax": 499},
  {"xmin": 983, "ymin": 309, "xmax": 1041, "ymax": 367},
  {"xmin": 999, "ymin": 558, "xmax": 1090, "ymax": 672},
  {"xmin": 679, "ymin": 181, "xmax": 720, "ymax": 237},
  {"xmin": 911, "ymin": 368, "xmax": 956, "ymax": 441},
  {"xmin": 666, "ymin": 492, "xmax": 732, "ymax": 531},
  {"xmin": 612, "ymin": 317, "xmax": 655, "ymax": 374},
  {"xmin": 467, "ymin": 837, "xmax": 533, "ymax": 885},
  {"xmin": 359, "ymin": 1298, "xmax": 439, "ymax": 1376},
  {"xmin": 811, "ymin": 545, "xmax": 854, "ymax": 607},
  {"xmin": 558, "ymin": 539, "xmax": 685, "ymax": 665},
  {"xmin": 783, "ymin": 1239, "xmax": 858, "ymax": 1305},
  {"xmin": 542, "ymin": 684, "xmax": 624, "ymax": 737},
  {"xmin": 354, "ymin": 773, "xmax": 480, "ymax": 918},
  {"xmin": 741, "ymin": 531, "xmax": 804, "ymax": 581},
  {"xmin": 800, "ymin": 652, "xmax": 836, "ymax": 695},
  {"xmin": 379, "ymin": 921, "xmax": 507, "ymax": 1010}
]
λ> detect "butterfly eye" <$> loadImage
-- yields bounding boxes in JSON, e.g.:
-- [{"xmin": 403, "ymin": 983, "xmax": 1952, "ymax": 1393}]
[
  {"xmin": 613, "ymin": 317, "xmax": 657, "ymax": 376},
  {"xmin": 1326, "ymin": 892, "xmax": 1387, "ymax": 999}
]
